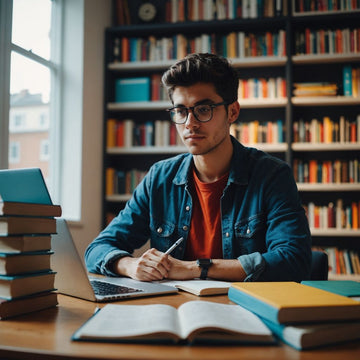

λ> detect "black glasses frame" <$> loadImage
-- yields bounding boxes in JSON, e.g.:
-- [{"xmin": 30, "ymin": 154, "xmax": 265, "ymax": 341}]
[{"xmin": 166, "ymin": 101, "xmax": 228, "ymax": 124}]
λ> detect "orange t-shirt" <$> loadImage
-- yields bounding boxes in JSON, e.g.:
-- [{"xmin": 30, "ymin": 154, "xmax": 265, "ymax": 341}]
[{"xmin": 184, "ymin": 168, "xmax": 229, "ymax": 260}]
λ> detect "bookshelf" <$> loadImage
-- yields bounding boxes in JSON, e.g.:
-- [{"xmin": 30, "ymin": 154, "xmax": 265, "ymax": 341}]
[{"xmin": 103, "ymin": 0, "xmax": 360, "ymax": 279}]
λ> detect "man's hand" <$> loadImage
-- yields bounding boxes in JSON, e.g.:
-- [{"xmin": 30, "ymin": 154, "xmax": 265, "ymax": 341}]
[{"xmin": 114, "ymin": 248, "xmax": 171, "ymax": 281}]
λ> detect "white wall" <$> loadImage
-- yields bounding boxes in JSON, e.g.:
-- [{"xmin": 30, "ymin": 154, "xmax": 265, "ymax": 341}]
[{"xmin": 70, "ymin": 0, "xmax": 111, "ymax": 259}]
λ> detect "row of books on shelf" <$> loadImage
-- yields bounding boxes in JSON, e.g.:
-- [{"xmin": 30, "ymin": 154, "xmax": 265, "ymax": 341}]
[
  {"xmin": 293, "ymin": 114, "xmax": 360, "ymax": 143},
  {"xmin": 106, "ymin": 119, "xmax": 183, "ymax": 148},
  {"xmin": 106, "ymin": 168, "xmax": 147, "ymax": 196},
  {"xmin": 114, "ymin": 75, "xmax": 287, "ymax": 104},
  {"xmin": 107, "ymin": 117, "xmax": 286, "ymax": 149},
  {"xmin": 317, "ymin": 247, "xmax": 360, "ymax": 277},
  {"xmin": 238, "ymin": 77, "xmax": 287, "ymax": 99},
  {"xmin": 304, "ymin": 199, "xmax": 359, "ymax": 230},
  {"xmin": 294, "ymin": 0, "xmax": 360, "ymax": 13},
  {"xmin": 294, "ymin": 27, "xmax": 360, "ymax": 56},
  {"xmin": 0, "ymin": 200, "xmax": 62, "ymax": 319},
  {"xmin": 166, "ymin": 0, "xmax": 287, "ymax": 21},
  {"xmin": 114, "ymin": 0, "xmax": 287, "ymax": 26},
  {"xmin": 293, "ymin": 158, "xmax": 360, "ymax": 184},
  {"xmin": 114, "ymin": 30, "xmax": 286, "ymax": 63},
  {"xmin": 230, "ymin": 120, "xmax": 285, "ymax": 144}
]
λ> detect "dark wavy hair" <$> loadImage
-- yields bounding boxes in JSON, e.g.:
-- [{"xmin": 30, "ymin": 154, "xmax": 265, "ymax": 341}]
[{"xmin": 161, "ymin": 53, "xmax": 239, "ymax": 104}]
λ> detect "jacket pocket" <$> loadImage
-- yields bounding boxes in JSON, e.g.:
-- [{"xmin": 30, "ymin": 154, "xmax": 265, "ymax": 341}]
[
  {"xmin": 149, "ymin": 218, "xmax": 176, "ymax": 252},
  {"xmin": 234, "ymin": 215, "xmax": 267, "ymax": 254}
]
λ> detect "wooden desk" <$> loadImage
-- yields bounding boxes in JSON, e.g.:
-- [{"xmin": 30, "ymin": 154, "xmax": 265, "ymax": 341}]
[{"xmin": 0, "ymin": 292, "xmax": 359, "ymax": 360}]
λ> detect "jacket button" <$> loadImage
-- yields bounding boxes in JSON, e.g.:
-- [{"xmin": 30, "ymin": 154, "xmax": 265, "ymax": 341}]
[
  {"xmin": 185, "ymin": 206, "xmax": 190, "ymax": 211},
  {"xmin": 182, "ymin": 225, "xmax": 188, "ymax": 231},
  {"xmin": 157, "ymin": 227, "xmax": 163, "ymax": 234},
  {"xmin": 225, "ymin": 232, "xmax": 230, "ymax": 237},
  {"xmin": 246, "ymin": 228, "xmax": 250, "ymax": 234}
]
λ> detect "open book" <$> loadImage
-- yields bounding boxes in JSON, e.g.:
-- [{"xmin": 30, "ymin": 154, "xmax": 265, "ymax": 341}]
[
  {"xmin": 159, "ymin": 279, "xmax": 231, "ymax": 296},
  {"xmin": 72, "ymin": 300, "xmax": 275, "ymax": 344}
]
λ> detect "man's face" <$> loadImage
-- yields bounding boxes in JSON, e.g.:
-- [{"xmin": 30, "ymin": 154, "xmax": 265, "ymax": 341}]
[{"xmin": 171, "ymin": 82, "xmax": 238, "ymax": 156}]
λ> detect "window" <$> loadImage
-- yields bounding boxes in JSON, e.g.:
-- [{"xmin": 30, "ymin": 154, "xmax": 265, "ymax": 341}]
[
  {"xmin": 8, "ymin": 0, "xmax": 56, "ymax": 186},
  {"xmin": 40, "ymin": 139, "xmax": 50, "ymax": 161},
  {"xmin": 9, "ymin": 142, "xmax": 20, "ymax": 164},
  {"xmin": 1, "ymin": 0, "xmax": 85, "ymax": 221}
]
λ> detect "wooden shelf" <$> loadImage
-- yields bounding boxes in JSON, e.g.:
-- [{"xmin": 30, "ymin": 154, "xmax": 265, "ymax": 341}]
[
  {"xmin": 292, "ymin": 96, "xmax": 360, "ymax": 106},
  {"xmin": 292, "ymin": 9, "xmax": 360, "ymax": 17},
  {"xmin": 106, "ymin": 194, "xmax": 131, "ymax": 202},
  {"xmin": 108, "ymin": 56, "xmax": 287, "ymax": 72},
  {"xmin": 292, "ymin": 53, "xmax": 360, "ymax": 65},
  {"xmin": 107, "ymin": 143, "xmax": 287, "ymax": 155},
  {"xmin": 297, "ymin": 183, "xmax": 360, "ymax": 191},
  {"xmin": 108, "ymin": 98, "xmax": 287, "ymax": 111},
  {"xmin": 310, "ymin": 228, "xmax": 360, "ymax": 237},
  {"xmin": 292, "ymin": 143, "xmax": 360, "ymax": 151},
  {"xmin": 107, "ymin": 146, "xmax": 186, "ymax": 155}
]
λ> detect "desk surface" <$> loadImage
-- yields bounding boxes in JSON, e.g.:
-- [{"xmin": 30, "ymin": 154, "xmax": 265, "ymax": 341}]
[{"xmin": 0, "ymin": 292, "xmax": 360, "ymax": 360}]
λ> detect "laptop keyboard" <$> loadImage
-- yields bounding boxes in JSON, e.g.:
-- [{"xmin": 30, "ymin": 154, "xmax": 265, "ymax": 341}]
[{"xmin": 90, "ymin": 279, "xmax": 144, "ymax": 296}]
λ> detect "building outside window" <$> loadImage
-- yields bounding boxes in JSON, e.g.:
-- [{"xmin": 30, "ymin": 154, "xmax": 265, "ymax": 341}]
[{"xmin": 4, "ymin": 0, "xmax": 60, "ymax": 191}]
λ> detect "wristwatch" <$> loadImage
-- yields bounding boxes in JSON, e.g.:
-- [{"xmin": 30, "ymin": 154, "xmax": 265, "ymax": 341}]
[{"xmin": 196, "ymin": 259, "xmax": 213, "ymax": 280}]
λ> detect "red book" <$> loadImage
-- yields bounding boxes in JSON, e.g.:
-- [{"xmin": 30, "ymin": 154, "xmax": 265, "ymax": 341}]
[
  {"xmin": 121, "ymin": 37, "xmax": 129, "ymax": 62},
  {"xmin": 116, "ymin": 121, "xmax": 124, "ymax": 147},
  {"xmin": 314, "ymin": 206, "xmax": 320, "ymax": 228},
  {"xmin": 309, "ymin": 160, "xmax": 318, "ymax": 183},
  {"xmin": 352, "ymin": 202, "xmax": 359, "ymax": 229},
  {"xmin": 151, "ymin": 74, "xmax": 161, "ymax": 101},
  {"xmin": 305, "ymin": 28, "xmax": 311, "ymax": 54},
  {"xmin": 350, "ymin": 123, "xmax": 356, "ymax": 142}
]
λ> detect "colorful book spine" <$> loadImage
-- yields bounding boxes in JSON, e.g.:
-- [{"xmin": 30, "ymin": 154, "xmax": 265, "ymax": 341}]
[
  {"xmin": 293, "ymin": 114, "xmax": 360, "ymax": 144},
  {"xmin": 304, "ymin": 200, "xmax": 360, "ymax": 230},
  {"xmin": 114, "ymin": 29, "xmax": 286, "ymax": 63}
]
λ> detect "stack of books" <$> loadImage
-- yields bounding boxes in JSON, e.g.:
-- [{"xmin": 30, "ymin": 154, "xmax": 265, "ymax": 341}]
[
  {"xmin": 228, "ymin": 281, "xmax": 360, "ymax": 350},
  {"xmin": 293, "ymin": 82, "xmax": 338, "ymax": 97},
  {"xmin": 0, "ymin": 200, "xmax": 61, "ymax": 319}
]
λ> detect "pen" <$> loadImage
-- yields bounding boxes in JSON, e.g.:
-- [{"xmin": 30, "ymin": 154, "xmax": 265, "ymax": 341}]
[{"xmin": 165, "ymin": 237, "xmax": 184, "ymax": 255}]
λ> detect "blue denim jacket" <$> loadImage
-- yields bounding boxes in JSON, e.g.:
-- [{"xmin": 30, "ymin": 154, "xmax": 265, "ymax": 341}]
[{"xmin": 85, "ymin": 137, "xmax": 312, "ymax": 281}]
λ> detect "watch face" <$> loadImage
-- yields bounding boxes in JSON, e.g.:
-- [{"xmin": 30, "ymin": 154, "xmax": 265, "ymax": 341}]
[
  {"xmin": 197, "ymin": 259, "xmax": 212, "ymax": 268},
  {"xmin": 138, "ymin": 3, "xmax": 157, "ymax": 22}
]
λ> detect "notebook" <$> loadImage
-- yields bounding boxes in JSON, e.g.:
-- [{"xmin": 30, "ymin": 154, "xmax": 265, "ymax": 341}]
[
  {"xmin": 0, "ymin": 168, "xmax": 53, "ymax": 204},
  {"xmin": 51, "ymin": 218, "xmax": 178, "ymax": 302}
]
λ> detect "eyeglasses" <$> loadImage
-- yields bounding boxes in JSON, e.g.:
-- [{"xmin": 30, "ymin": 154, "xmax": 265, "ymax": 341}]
[{"xmin": 166, "ymin": 101, "xmax": 228, "ymax": 124}]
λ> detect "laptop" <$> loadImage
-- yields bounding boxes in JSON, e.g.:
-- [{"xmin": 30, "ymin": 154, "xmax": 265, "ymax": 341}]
[
  {"xmin": 0, "ymin": 168, "xmax": 53, "ymax": 204},
  {"xmin": 51, "ymin": 218, "xmax": 178, "ymax": 302}
]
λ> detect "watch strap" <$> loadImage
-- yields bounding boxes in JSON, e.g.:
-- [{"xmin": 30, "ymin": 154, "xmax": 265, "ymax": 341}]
[
  {"xmin": 197, "ymin": 259, "xmax": 212, "ymax": 280},
  {"xmin": 200, "ymin": 266, "xmax": 209, "ymax": 280}
]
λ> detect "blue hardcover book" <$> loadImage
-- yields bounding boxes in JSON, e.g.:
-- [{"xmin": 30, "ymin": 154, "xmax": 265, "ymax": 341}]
[
  {"xmin": 0, "ymin": 168, "xmax": 53, "ymax": 205},
  {"xmin": 301, "ymin": 280, "xmax": 360, "ymax": 297},
  {"xmin": 228, "ymin": 282, "xmax": 360, "ymax": 325},
  {"xmin": 343, "ymin": 65, "xmax": 352, "ymax": 96},
  {"xmin": 261, "ymin": 316, "xmax": 360, "ymax": 350},
  {"xmin": 115, "ymin": 77, "xmax": 150, "ymax": 103}
]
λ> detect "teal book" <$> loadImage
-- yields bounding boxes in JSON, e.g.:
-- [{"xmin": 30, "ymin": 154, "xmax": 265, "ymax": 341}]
[
  {"xmin": 261, "ymin": 317, "xmax": 360, "ymax": 350},
  {"xmin": 301, "ymin": 280, "xmax": 360, "ymax": 297},
  {"xmin": 343, "ymin": 65, "xmax": 352, "ymax": 96},
  {"xmin": 115, "ymin": 77, "xmax": 150, "ymax": 102},
  {"xmin": 0, "ymin": 168, "xmax": 52, "ymax": 205}
]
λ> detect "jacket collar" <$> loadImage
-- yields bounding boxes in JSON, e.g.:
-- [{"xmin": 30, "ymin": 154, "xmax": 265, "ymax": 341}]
[{"xmin": 173, "ymin": 136, "xmax": 249, "ymax": 186}]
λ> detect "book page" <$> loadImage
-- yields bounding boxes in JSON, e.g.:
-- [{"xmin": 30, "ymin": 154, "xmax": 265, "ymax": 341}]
[
  {"xmin": 74, "ymin": 304, "xmax": 181, "ymax": 340},
  {"xmin": 177, "ymin": 301, "xmax": 273, "ymax": 341},
  {"xmin": 159, "ymin": 279, "xmax": 230, "ymax": 295}
]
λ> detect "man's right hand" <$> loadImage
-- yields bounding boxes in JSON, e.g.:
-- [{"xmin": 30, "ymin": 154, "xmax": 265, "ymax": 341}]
[{"xmin": 114, "ymin": 248, "xmax": 171, "ymax": 281}]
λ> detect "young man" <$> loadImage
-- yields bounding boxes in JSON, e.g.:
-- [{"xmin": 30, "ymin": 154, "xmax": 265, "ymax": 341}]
[{"xmin": 85, "ymin": 53, "xmax": 312, "ymax": 282}]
